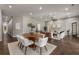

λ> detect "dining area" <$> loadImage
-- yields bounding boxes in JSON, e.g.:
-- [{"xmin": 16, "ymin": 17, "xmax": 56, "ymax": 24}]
[
  {"xmin": 0, "ymin": 3, "xmax": 79, "ymax": 59},
  {"xmin": 7, "ymin": 31, "xmax": 57, "ymax": 55},
  {"xmin": 8, "ymin": 27, "xmax": 66, "ymax": 55},
  {"xmin": 0, "ymin": 4, "xmax": 79, "ymax": 55},
  {"xmin": 16, "ymin": 32, "xmax": 49, "ymax": 55},
  {"xmin": 5, "ymin": 4, "xmax": 69, "ymax": 55},
  {"xmin": 7, "ymin": 17, "xmax": 66, "ymax": 55}
]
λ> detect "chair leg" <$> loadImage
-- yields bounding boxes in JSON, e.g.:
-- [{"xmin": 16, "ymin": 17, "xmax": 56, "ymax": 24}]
[
  {"xmin": 20, "ymin": 43, "xmax": 22, "ymax": 48},
  {"xmin": 24, "ymin": 47, "xmax": 27, "ymax": 55},
  {"xmin": 19, "ymin": 43, "xmax": 24, "ymax": 49},
  {"xmin": 44, "ymin": 46, "xmax": 48, "ymax": 51},
  {"xmin": 19, "ymin": 43, "xmax": 21, "ymax": 48},
  {"xmin": 18, "ymin": 42, "xmax": 20, "ymax": 46},
  {"xmin": 20, "ymin": 44, "xmax": 24, "ymax": 49},
  {"xmin": 40, "ymin": 47, "xmax": 42, "ymax": 55},
  {"xmin": 21, "ymin": 45, "xmax": 24, "ymax": 49}
]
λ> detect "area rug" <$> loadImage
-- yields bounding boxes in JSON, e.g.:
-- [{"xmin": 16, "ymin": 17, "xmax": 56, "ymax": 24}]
[{"xmin": 8, "ymin": 41, "xmax": 57, "ymax": 55}]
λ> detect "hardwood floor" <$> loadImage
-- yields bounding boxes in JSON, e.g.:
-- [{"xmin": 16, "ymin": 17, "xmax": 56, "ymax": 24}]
[
  {"xmin": 0, "ymin": 34, "xmax": 17, "ymax": 55},
  {"xmin": 0, "ymin": 34, "xmax": 79, "ymax": 55},
  {"xmin": 50, "ymin": 36, "xmax": 79, "ymax": 55}
]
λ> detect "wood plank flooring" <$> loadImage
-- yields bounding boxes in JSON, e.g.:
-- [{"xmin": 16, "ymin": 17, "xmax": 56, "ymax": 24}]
[{"xmin": 0, "ymin": 34, "xmax": 79, "ymax": 55}]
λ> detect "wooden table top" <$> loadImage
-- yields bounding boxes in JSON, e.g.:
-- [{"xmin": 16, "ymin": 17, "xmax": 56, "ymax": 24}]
[{"xmin": 23, "ymin": 33, "xmax": 43, "ymax": 41}]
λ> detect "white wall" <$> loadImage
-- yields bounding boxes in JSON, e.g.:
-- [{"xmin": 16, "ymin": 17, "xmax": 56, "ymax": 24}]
[
  {"xmin": 23, "ymin": 16, "xmax": 45, "ymax": 33},
  {"xmin": 12, "ymin": 15, "xmax": 45, "ymax": 36},
  {"xmin": 0, "ymin": 9, "xmax": 2, "ymax": 41},
  {"xmin": 8, "ymin": 19, "xmax": 13, "ymax": 36},
  {"xmin": 23, "ymin": 16, "xmax": 32, "ymax": 33},
  {"xmin": 13, "ymin": 16, "xmax": 23, "ymax": 37},
  {"xmin": 12, "ymin": 16, "xmax": 33, "ymax": 36},
  {"xmin": 58, "ymin": 17, "xmax": 79, "ymax": 36},
  {"xmin": 12, "ymin": 15, "xmax": 79, "ymax": 37}
]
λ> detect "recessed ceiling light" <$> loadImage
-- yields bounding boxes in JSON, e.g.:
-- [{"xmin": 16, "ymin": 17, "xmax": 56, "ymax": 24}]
[
  {"xmin": 66, "ymin": 13, "xmax": 71, "ymax": 15},
  {"xmin": 29, "ymin": 12, "xmax": 32, "ymax": 15},
  {"xmin": 39, "ymin": 6, "xmax": 43, "ymax": 10},
  {"xmin": 65, "ymin": 8, "xmax": 69, "ymax": 11},
  {"xmin": 8, "ymin": 5, "xmax": 12, "ymax": 8}
]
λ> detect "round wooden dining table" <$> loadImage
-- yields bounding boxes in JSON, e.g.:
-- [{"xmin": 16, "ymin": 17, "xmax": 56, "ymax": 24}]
[
  {"xmin": 23, "ymin": 33, "xmax": 43, "ymax": 41},
  {"xmin": 23, "ymin": 33, "xmax": 43, "ymax": 48}
]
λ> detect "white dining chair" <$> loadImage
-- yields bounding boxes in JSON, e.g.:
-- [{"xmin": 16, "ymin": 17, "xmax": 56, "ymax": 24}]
[
  {"xmin": 16, "ymin": 35, "xmax": 34, "ymax": 54},
  {"xmin": 51, "ymin": 31, "xmax": 65, "ymax": 40},
  {"xmin": 59, "ymin": 32, "xmax": 66, "ymax": 40},
  {"xmin": 21, "ymin": 37, "xmax": 34, "ymax": 54},
  {"xmin": 16, "ymin": 35, "xmax": 23, "ymax": 48},
  {"xmin": 35, "ymin": 37, "xmax": 48, "ymax": 55},
  {"xmin": 41, "ymin": 33, "xmax": 45, "ymax": 38}
]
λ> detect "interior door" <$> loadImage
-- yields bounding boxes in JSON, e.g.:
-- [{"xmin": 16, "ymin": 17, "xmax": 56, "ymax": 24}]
[{"xmin": 72, "ymin": 22, "xmax": 77, "ymax": 37}]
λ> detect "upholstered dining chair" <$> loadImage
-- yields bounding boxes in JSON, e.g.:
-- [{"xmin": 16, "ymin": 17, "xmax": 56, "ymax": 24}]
[
  {"xmin": 41, "ymin": 33, "xmax": 45, "ymax": 38},
  {"xmin": 35, "ymin": 37, "xmax": 48, "ymax": 55},
  {"xmin": 59, "ymin": 31, "xmax": 66, "ymax": 40},
  {"xmin": 16, "ymin": 35, "xmax": 23, "ymax": 48},
  {"xmin": 16, "ymin": 35, "xmax": 34, "ymax": 54},
  {"xmin": 51, "ymin": 31, "xmax": 65, "ymax": 40}
]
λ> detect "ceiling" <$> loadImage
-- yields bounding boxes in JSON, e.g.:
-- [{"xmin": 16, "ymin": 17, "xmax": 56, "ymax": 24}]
[{"xmin": 1, "ymin": 4, "xmax": 79, "ymax": 19}]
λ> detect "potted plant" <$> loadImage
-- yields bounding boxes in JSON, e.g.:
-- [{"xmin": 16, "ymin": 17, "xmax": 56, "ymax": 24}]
[{"xmin": 27, "ymin": 23, "xmax": 35, "ymax": 34}]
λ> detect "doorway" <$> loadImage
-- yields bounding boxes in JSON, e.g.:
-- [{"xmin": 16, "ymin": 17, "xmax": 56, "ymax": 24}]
[{"xmin": 72, "ymin": 22, "xmax": 77, "ymax": 37}]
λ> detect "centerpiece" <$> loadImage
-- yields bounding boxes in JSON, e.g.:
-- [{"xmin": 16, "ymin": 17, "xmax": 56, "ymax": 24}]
[{"xmin": 27, "ymin": 23, "xmax": 35, "ymax": 34}]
